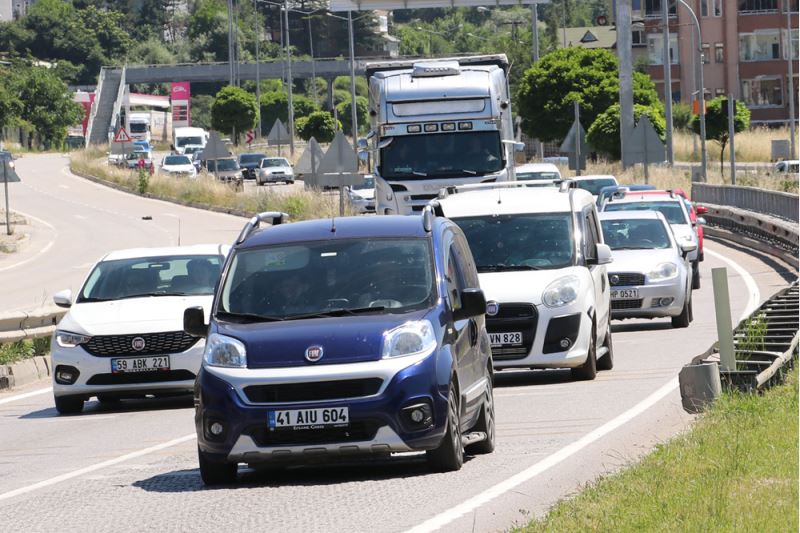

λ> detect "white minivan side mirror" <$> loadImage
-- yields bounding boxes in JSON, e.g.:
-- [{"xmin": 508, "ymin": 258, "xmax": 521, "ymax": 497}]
[{"xmin": 595, "ymin": 243, "xmax": 613, "ymax": 265}]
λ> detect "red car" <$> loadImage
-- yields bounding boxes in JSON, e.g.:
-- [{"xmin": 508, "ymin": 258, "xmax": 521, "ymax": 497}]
[{"xmin": 631, "ymin": 188, "xmax": 705, "ymax": 262}]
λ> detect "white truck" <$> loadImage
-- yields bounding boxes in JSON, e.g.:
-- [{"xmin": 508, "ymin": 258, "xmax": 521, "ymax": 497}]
[
  {"xmin": 362, "ymin": 55, "xmax": 519, "ymax": 215},
  {"xmin": 173, "ymin": 126, "xmax": 209, "ymax": 155},
  {"xmin": 127, "ymin": 112, "xmax": 152, "ymax": 143}
]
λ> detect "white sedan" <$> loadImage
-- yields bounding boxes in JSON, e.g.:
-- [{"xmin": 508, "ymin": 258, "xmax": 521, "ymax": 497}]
[
  {"xmin": 599, "ymin": 210, "xmax": 695, "ymax": 328},
  {"xmin": 256, "ymin": 157, "xmax": 295, "ymax": 185},
  {"xmin": 347, "ymin": 175, "xmax": 375, "ymax": 213},
  {"xmin": 160, "ymin": 154, "xmax": 198, "ymax": 178}
]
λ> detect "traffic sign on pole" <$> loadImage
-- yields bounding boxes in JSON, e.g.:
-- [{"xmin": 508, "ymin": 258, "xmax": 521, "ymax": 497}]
[
  {"xmin": 559, "ymin": 120, "xmax": 588, "ymax": 172},
  {"xmin": 113, "ymin": 127, "xmax": 132, "ymax": 143},
  {"xmin": 267, "ymin": 119, "xmax": 291, "ymax": 156},
  {"xmin": 199, "ymin": 131, "xmax": 231, "ymax": 181},
  {"xmin": 246, "ymin": 130, "xmax": 255, "ymax": 145},
  {"xmin": 317, "ymin": 131, "xmax": 361, "ymax": 215},
  {"xmin": 627, "ymin": 116, "xmax": 665, "ymax": 183},
  {"xmin": 295, "ymin": 138, "xmax": 325, "ymax": 189}
]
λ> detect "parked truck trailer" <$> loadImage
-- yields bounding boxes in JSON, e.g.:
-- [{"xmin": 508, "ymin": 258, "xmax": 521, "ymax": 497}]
[{"xmin": 363, "ymin": 55, "xmax": 518, "ymax": 215}]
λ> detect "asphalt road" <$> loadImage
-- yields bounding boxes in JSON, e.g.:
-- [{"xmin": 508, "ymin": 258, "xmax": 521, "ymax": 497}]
[{"xmin": 0, "ymin": 154, "xmax": 796, "ymax": 532}]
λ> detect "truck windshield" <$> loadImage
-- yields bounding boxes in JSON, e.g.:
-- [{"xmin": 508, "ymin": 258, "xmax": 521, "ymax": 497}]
[
  {"xmin": 218, "ymin": 238, "xmax": 435, "ymax": 319},
  {"xmin": 177, "ymin": 136, "xmax": 204, "ymax": 147},
  {"xmin": 380, "ymin": 131, "xmax": 503, "ymax": 179},
  {"xmin": 453, "ymin": 213, "xmax": 575, "ymax": 271},
  {"xmin": 129, "ymin": 123, "xmax": 148, "ymax": 133}
]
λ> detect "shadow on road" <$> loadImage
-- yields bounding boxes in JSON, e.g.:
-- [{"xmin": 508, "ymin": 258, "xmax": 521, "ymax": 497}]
[
  {"xmin": 611, "ymin": 320, "xmax": 674, "ymax": 333},
  {"xmin": 132, "ymin": 452, "xmax": 453, "ymax": 493},
  {"xmin": 19, "ymin": 394, "xmax": 193, "ymax": 420},
  {"xmin": 493, "ymin": 368, "xmax": 574, "ymax": 388}
]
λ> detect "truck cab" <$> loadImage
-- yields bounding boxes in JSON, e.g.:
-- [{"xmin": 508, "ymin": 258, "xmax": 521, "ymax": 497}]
[{"xmin": 363, "ymin": 55, "xmax": 517, "ymax": 215}]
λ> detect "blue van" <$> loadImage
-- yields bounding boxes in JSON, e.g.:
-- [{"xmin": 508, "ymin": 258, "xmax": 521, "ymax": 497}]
[{"xmin": 184, "ymin": 210, "xmax": 495, "ymax": 484}]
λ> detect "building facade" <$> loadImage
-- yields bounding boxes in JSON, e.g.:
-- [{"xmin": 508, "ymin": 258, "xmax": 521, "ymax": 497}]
[{"xmin": 641, "ymin": 0, "xmax": 798, "ymax": 125}]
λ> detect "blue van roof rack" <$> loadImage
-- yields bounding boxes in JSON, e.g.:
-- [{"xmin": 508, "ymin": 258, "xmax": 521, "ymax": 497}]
[{"xmin": 236, "ymin": 211, "xmax": 288, "ymax": 244}]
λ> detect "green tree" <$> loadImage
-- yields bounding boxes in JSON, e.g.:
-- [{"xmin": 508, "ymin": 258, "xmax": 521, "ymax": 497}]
[
  {"xmin": 516, "ymin": 47, "xmax": 661, "ymax": 143},
  {"xmin": 0, "ymin": 74, "xmax": 22, "ymax": 132},
  {"xmin": 691, "ymin": 96, "xmax": 750, "ymax": 177},
  {"xmin": 587, "ymin": 103, "xmax": 666, "ymax": 160},
  {"xmin": 191, "ymin": 94, "xmax": 215, "ymax": 130},
  {"xmin": 15, "ymin": 67, "xmax": 83, "ymax": 148},
  {"xmin": 211, "ymin": 86, "xmax": 258, "ymax": 144},
  {"xmin": 259, "ymin": 91, "xmax": 319, "ymax": 136},
  {"xmin": 335, "ymin": 96, "xmax": 369, "ymax": 137},
  {"xmin": 296, "ymin": 111, "xmax": 339, "ymax": 143},
  {"xmin": 672, "ymin": 102, "xmax": 693, "ymax": 131}
]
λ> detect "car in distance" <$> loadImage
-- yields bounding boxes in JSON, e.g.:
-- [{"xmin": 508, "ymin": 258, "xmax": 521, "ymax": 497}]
[
  {"xmin": 238, "ymin": 153, "xmax": 268, "ymax": 180},
  {"xmin": 50, "ymin": 245, "xmax": 229, "ymax": 414},
  {"xmin": 255, "ymin": 157, "xmax": 295, "ymax": 185},
  {"xmin": 599, "ymin": 211, "xmax": 695, "ymax": 327},
  {"xmin": 567, "ymin": 175, "xmax": 619, "ymax": 198},
  {"xmin": 125, "ymin": 150, "xmax": 154, "ymax": 169},
  {"xmin": 206, "ymin": 157, "xmax": 244, "ymax": 188},
  {"xmin": 600, "ymin": 189, "xmax": 702, "ymax": 289},
  {"xmin": 160, "ymin": 154, "xmax": 197, "ymax": 178},
  {"xmin": 432, "ymin": 182, "xmax": 614, "ymax": 381},
  {"xmin": 515, "ymin": 163, "xmax": 561, "ymax": 183},
  {"xmin": 346, "ymin": 175, "xmax": 376, "ymax": 213},
  {"xmin": 775, "ymin": 159, "xmax": 799, "ymax": 173},
  {"xmin": 185, "ymin": 210, "xmax": 495, "ymax": 484}
]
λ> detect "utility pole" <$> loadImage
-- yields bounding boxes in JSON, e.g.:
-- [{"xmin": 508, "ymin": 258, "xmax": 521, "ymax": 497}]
[
  {"xmin": 227, "ymin": 0, "xmax": 235, "ymax": 86},
  {"xmin": 532, "ymin": 3, "xmax": 540, "ymax": 62},
  {"xmin": 254, "ymin": 0, "xmax": 261, "ymax": 138},
  {"xmin": 284, "ymin": 0, "xmax": 294, "ymax": 156},
  {"xmin": 728, "ymin": 95, "xmax": 736, "ymax": 184},
  {"xmin": 787, "ymin": 4, "xmax": 796, "ymax": 160},
  {"xmin": 348, "ymin": 10, "xmax": 359, "ymax": 148},
  {"xmin": 661, "ymin": 0, "xmax": 674, "ymax": 165},
  {"xmin": 574, "ymin": 101, "xmax": 582, "ymax": 177},
  {"xmin": 617, "ymin": 0, "xmax": 635, "ymax": 169}
]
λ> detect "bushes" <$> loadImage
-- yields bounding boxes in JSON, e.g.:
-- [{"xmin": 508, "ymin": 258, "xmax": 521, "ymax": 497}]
[
  {"xmin": 296, "ymin": 111, "xmax": 340, "ymax": 143},
  {"xmin": 335, "ymin": 96, "xmax": 369, "ymax": 136}
]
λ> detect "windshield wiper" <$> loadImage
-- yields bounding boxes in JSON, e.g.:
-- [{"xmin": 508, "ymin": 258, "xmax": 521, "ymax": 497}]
[
  {"xmin": 479, "ymin": 264, "xmax": 543, "ymax": 272},
  {"xmin": 285, "ymin": 306, "xmax": 386, "ymax": 320},
  {"xmin": 216, "ymin": 311, "xmax": 285, "ymax": 323},
  {"xmin": 78, "ymin": 297, "xmax": 113, "ymax": 303},
  {"xmin": 115, "ymin": 291, "xmax": 176, "ymax": 300}
]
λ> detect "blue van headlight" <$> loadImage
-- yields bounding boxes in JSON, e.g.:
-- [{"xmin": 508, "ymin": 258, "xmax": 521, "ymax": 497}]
[
  {"xmin": 382, "ymin": 320, "xmax": 436, "ymax": 358},
  {"xmin": 204, "ymin": 333, "xmax": 247, "ymax": 368}
]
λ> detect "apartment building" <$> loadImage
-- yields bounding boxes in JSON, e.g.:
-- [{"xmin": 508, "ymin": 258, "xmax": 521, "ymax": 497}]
[{"xmin": 641, "ymin": 0, "xmax": 798, "ymax": 125}]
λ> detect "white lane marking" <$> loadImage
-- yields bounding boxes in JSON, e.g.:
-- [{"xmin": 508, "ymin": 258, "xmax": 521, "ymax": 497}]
[
  {"xmin": 704, "ymin": 246, "xmax": 760, "ymax": 319},
  {"xmin": 0, "ymin": 210, "xmax": 58, "ymax": 273},
  {"xmin": 0, "ymin": 433, "xmax": 196, "ymax": 502},
  {"xmin": 406, "ymin": 249, "xmax": 761, "ymax": 533},
  {"xmin": 0, "ymin": 387, "xmax": 52, "ymax": 406}
]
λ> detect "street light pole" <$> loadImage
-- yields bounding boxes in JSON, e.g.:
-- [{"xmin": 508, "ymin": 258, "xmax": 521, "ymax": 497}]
[
  {"xmin": 787, "ymin": 3, "xmax": 796, "ymax": 160},
  {"xmin": 532, "ymin": 4, "xmax": 540, "ymax": 62},
  {"xmin": 308, "ymin": 16, "xmax": 318, "ymax": 107},
  {"xmin": 284, "ymin": 0, "xmax": 294, "ymax": 156},
  {"xmin": 661, "ymin": 0, "xmax": 674, "ymax": 165},
  {"xmin": 348, "ymin": 10, "xmax": 358, "ymax": 147},
  {"xmin": 678, "ymin": 0, "xmax": 707, "ymax": 181}
]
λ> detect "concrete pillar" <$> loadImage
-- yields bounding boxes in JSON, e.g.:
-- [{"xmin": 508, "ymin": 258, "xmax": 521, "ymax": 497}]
[{"xmin": 326, "ymin": 78, "xmax": 335, "ymax": 111}]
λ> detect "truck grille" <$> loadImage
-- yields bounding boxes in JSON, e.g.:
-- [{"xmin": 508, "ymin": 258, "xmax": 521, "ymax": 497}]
[
  {"xmin": 243, "ymin": 378, "xmax": 383, "ymax": 404},
  {"xmin": 609, "ymin": 273, "xmax": 645, "ymax": 287},
  {"xmin": 84, "ymin": 332, "xmax": 199, "ymax": 357}
]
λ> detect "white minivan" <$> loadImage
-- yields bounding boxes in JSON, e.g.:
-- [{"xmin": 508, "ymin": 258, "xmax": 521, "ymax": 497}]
[{"xmin": 433, "ymin": 182, "xmax": 614, "ymax": 380}]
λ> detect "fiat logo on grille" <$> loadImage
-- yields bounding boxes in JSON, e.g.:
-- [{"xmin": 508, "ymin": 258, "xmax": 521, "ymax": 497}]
[
  {"xmin": 131, "ymin": 337, "xmax": 146, "ymax": 351},
  {"xmin": 305, "ymin": 345, "xmax": 323, "ymax": 363},
  {"xmin": 486, "ymin": 301, "xmax": 499, "ymax": 316},
  {"xmin": 610, "ymin": 275, "xmax": 620, "ymax": 285}
]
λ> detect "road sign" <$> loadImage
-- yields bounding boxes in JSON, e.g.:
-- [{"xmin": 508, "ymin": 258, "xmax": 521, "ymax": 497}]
[
  {"xmin": 267, "ymin": 119, "xmax": 290, "ymax": 146},
  {"xmin": 317, "ymin": 131, "xmax": 362, "ymax": 216},
  {"xmin": 199, "ymin": 131, "xmax": 230, "ymax": 162},
  {"xmin": 559, "ymin": 120, "xmax": 588, "ymax": 171},
  {"xmin": 295, "ymin": 138, "xmax": 325, "ymax": 189},
  {"xmin": 113, "ymin": 127, "xmax": 132, "ymax": 143},
  {"xmin": 1, "ymin": 159, "xmax": 20, "ymax": 183},
  {"xmin": 628, "ymin": 116, "xmax": 666, "ymax": 183},
  {"xmin": 246, "ymin": 130, "xmax": 255, "ymax": 145}
]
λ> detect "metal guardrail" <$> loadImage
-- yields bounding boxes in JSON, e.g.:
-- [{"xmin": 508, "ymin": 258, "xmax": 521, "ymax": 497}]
[
  {"xmin": 0, "ymin": 306, "xmax": 66, "ymax": 344},
  {"xmin": 692, "ymin": 183, "xmax": 799, "ymax": 222},
  {"xmin": 696, "ymin": 283, "xmax": 799, "ymax": 392}
]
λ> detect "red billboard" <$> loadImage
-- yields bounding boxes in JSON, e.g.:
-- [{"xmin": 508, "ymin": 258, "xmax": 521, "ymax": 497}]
[{"xmin": 170, "ymin": 82, "xmax": 191, "ymax": 128}]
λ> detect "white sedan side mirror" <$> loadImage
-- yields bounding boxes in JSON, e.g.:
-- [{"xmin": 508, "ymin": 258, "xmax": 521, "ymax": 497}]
[{"xmin": 53, "ymin": 289, "xmax": 73, "ymax": 308}]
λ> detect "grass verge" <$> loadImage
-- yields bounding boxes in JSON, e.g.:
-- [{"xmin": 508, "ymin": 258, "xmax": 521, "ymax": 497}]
[
  {"xmin": 516, "ymin": 366, "xmax": 799, "ymax": 533},
  {"xmin": 0, "ymin": 337, "xmax": 50, "ymax": 366},
  {"xmin": 71, "ymin": 148, "xmax": 354, "ymax": 221}
]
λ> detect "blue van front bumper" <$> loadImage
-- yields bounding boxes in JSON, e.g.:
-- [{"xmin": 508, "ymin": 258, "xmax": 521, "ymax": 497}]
[{"xmin": 195, "ymin": 351, "xmax": 450, "ymax": 463}]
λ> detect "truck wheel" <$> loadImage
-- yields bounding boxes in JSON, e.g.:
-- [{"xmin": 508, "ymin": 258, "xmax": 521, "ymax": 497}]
[
  {"xmin": 426, "ymin": 381, "xmax": 463, "ymax": 472},
  {"xmin": 198, "ymin": 447, "xmax": 237, "ymax": 485}
]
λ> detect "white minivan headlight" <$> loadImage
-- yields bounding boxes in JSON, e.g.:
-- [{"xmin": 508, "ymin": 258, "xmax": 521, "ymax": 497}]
[
  {"xmin": 55, "ymin": 331, "xmax": 91, "ymax": 348},
  {"xmin": 542, "ymin": 275, "xmax": 580, "ymax": 308},
  {"xmin": 648, "ymin": 262, "xmax": 678, "ymax": 281},
  {"xmin": 204, "ymin": 333, "xmax": 247, "ymax": 368},
  {"xmin": 382, "ymin": 320, "xmax": 436, "ymax": 358}
]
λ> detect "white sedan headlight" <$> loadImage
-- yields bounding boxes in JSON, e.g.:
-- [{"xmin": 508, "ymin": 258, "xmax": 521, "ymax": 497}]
[
  {"xmin": 382, "ymin": 320, "xmax": 436, "ymax": 358},
  {"xmin": 204, "ymin": 333, "xmax": 247, "ymax": 368},
  {"xmin": 648, "ymin": 262, "xmax": 678, "ymax": 281},
  {"xmin": 55, "ymin": 331, "xmax": 91, "ymax": 348},
  {"xmin": 542, "ymin": 275, "xmax": 580, "ymax": 307}
]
